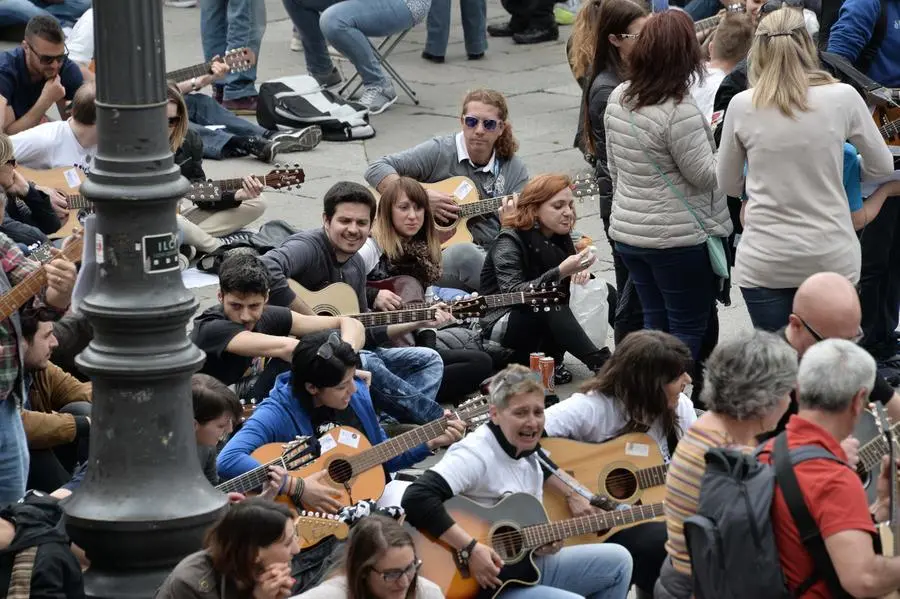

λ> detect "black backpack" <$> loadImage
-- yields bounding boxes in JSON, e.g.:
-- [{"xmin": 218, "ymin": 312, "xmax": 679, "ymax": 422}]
[{"xmin": 684, "ymin": 432, "xmax": 853, "ymax": 599}]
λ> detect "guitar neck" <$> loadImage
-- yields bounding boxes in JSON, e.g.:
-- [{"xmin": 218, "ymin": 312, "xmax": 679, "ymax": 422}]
[
  {"xmin": 67, "ymin": 194, "xmax": 91, "ymax": 210},
  {"xmin": 457, "ymin": 194, "xmax": 512, "ymax": 219},
  {"xmin": 349, "ymin": 418, "xmax": 451, "ymax": 473},
  {"xmin": 880, "ymin": 118, "xmax": 900, "ymax": 140},
  {"xmin": 636, "ymin": 464, "xmax": 669, "ymax": 489},
  {"xmin": 215, "ymin": 456, "xmax": 284, "ymax": 494},
  {"xmin": 0, "ymin": 270, "xmax": 48, "ymax": 322},
  {"xmin": 859, "ymin": 422, "xmax": 900, "ymax": 473},
  {"xmin": 166, "ymin": 62, "xmax": 211, "ymax": 84},
  {"xmin": 695, "ymin": 13, "xmax": 720, "ymax": 32},
  {"xmin": 353, "ymin": 307, "xmax": 437, "ymax": 327},
  {"xmin": 202, "ymin": 173, "xmax": 282, "ymax": 194},
  {"xmin": 521, "ymin": 503, "xmax": 665, "ymax": 548}
]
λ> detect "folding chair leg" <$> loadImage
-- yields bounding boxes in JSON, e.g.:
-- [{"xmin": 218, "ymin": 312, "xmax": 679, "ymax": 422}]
[{"xmin": 339, "ymin": 30, "xmax": 420, "ymax": 106}]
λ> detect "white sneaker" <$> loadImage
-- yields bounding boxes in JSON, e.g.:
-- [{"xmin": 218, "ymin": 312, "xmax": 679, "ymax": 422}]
[
  {"xmin": 359, "ymin": 85, "xmax": 397, "ymax": 115},
  {"xmin": 290, "ymin": 29, "xmax": 302, "ymax": 52},
  {"xmin": 165, "ymin": 0, "xmax": 197, "ymax": 7}
]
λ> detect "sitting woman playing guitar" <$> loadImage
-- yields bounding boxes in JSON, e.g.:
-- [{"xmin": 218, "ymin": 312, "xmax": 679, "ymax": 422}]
[
  {"xmin": 156, "ymin": 498, "xmax": 299, "ymax": 599},
  {"xmin": 359, "ymin": 176, "xmax": 493, "ymax": 404},
  {"xmin": 216, "ymin": 330, "xmax": 465, "ymax": 513},
  {"xmin": 480, "ymin": 173, "xmax": 612, "ymax": 385},
  {"xmin": 402, "ymin": 364, "xmax": 633, "ymax": 599},
  {"xmin": 295, "ymin": 514, "xmax": 444, "ymax": 599},
  {"xmin": 543, "ymin": 330, "xmax": 696, "ymax": 598},
  {"xmin": 166, "ymin": 83, "xmax": 266, "ymax": 261}
]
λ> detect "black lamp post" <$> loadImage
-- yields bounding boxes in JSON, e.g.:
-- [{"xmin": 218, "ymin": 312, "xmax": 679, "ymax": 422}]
[{"xmin": 62, "ymin": 1, "xmax": 228, "ymax": 597}]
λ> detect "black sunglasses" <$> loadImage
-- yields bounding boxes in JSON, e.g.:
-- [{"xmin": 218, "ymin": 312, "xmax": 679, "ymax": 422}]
[
  {"xmin": 315, "ymin": 332, "xmax": 343, "ymax": 361},
  {"xmin": 760, "ymin": 0, "xmax": 804, "ymax": 14},
  {"xmin": 167, "ymin": 116, "xmax": 181, "ymax": 126},
  {"xmin": 794, "ymin": 314, "xmax": 864, "ymax": 344},
  {"xmin": 26, "ymin": 41, "xmax": 68, "ymax": 66},
  {"xmin": 463, "ymin": 115, "xmax": 501, "ymax": 131}
]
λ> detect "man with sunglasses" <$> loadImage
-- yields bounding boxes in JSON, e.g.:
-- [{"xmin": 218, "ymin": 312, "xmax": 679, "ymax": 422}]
[{"xmin": 0, "ymin": 16, "xmax": 83, "ymax": 136}]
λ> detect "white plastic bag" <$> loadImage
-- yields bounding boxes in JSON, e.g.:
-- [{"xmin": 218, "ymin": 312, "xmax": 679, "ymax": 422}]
[{"xmin": 569, "ymin": 277, "xmax": 610, "ymax": 348}]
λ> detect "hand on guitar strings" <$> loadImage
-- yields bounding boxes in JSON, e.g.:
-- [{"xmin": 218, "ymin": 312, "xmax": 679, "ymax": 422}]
[
  {"xmin": 35, "ymin": 185, "xmax": 69, "ymax": 220},
  {"xmin": 840, "ymin": 436, "xmax": 860, "ymax": 470},
  {"xmin": 565, "ymin": 492, "xmax": 596, "ymax": 518},
  {"xmin": 470, "ymin": 542, "xmax": 504, "ymax": 589},
  {"xmin": 252, "ymin": 562, "xmax": 294, "ymax": 599},
  {"xmin": 427, "ymin": 189, "xmax": 459, "ymax": 225},
  {"xmin": 872, "ymin": 455, "xmax": 900, "ymax": 523},
  {"xmin": 497, "ymin": 193, "xmax": 519, "ymax": 219},
  {"xmin": 235, "ymin": 175, "xmax": 264, "ymax": 201},
  {"xmin": 259, "ymin": 465, "xmax": 289, "ymax": 501},
  {"xmin": 300, "ymin": 470, "xmax": 344, "ymax": 514},
  {"xmin": 424, "ymin": 305, "xmax": 454, "ymax": 328},
  {"xmin": 534, "ymin": 540, "xmax": 563, "ymax": 557},
  {"xmin": 373, "ymin": 289, "xmax": 404, "ymax": 311},
  {"xmin": 426, "ymin": 409, "xmax": 466, "ymax": 451}
]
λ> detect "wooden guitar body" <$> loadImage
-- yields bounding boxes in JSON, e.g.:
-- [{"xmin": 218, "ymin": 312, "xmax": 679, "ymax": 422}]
[
  {"xmin": 422, "ymin": 176, "xmax": 481, "ymax": 249},
  {"xmin": 287, "ymin": 280, "xmax": 360, "ymax": 316},
  {"xmin": 408, "ymin": 493, "xmax": 549, "ymax": 599},
  {"xmin": 874, "ymin": 104, "xmax": 900, "ymax": 146},
  {"xmin": 17, "ymin": 166, "xmax": 86, "ymax": 239},
  {"xmin": 541, "ymin": 434, "xmax": 666, "ymax": 545}
]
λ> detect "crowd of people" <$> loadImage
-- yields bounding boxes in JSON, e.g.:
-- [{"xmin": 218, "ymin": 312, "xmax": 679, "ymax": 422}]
[{"xmin": 0, "ymin": 0, "xmax": 897, "ymax": 597}]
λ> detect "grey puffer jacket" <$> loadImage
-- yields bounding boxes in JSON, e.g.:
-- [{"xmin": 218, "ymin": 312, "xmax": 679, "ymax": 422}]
[{"xmin": 604, "ymin": 83, "xmax": 732, "ymax": 249}]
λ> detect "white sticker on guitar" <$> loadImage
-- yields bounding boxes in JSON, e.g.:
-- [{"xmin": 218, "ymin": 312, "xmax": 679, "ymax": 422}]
[
  {"xmin": 338, "ymin": 428, "xmax": 360, "ymax": 448},
  {"xmin": 95, "ymin": 234, "xmax": 104, "ymax": 264},
  {"xmin": 319, "ymin": 433, "xmax": 337, "ymax": 455},
  {"xmin": 625, "ymin": 442, "xmax": 650, "ymax": 458},
  {"xmin": 453, "ymin": 180, "xmax": 473, "ymax": 200},
  {"xmin": 63, "ymin": 168, "xmax": 82, "ymax": 188}
]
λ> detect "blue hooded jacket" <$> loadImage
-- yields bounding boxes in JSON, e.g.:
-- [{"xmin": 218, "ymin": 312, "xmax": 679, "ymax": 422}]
[
  {"xmin": 216, "ymin": 371, "xmax": 432, "ymax": 482},
  {"xmin": 827, "ymin": 0, "xmax": 900, "ymax": 87}
]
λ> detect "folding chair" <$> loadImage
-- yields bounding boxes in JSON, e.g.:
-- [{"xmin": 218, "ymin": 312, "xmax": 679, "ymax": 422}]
[{"xmin": 338, "ymin": 29, "xmax": 420, "ymax": 106}]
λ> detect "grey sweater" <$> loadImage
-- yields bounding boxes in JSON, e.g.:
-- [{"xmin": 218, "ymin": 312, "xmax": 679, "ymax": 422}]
[{"xmin": 364, "ymin": 133, "xmax": 529, "ymax": 247}]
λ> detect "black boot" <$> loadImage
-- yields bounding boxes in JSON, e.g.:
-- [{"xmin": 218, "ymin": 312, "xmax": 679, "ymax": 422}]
[
  {"xmin": 231, "ymin": 136, "xmax": 278, "ymax": 163},
  {"xmin": 487, "ymin": 21, "xmax": 520, "ymax": 37},
  {"xmin": 512, "ymin": 26, "xmax": 559, "ymax": 44},
  {"xmin": 583, "ymin": 347, "xmax": 612, "ymax": 373}
]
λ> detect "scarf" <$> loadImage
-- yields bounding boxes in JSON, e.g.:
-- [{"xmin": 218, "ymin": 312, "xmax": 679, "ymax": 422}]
[
  {"xmin": 385, "ymin": 238, "xmax": 442, "ymax": 286},
  {"xmin": 515, "ymin": 228, "xmax": 576, "ymax": 281}
]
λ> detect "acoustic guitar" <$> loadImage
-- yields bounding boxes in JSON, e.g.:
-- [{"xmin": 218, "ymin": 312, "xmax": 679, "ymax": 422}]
[
  {"xmin": 254, "ymin": 397, "xmax": 490, "ymax": 509},
  {"xmin": 222, "ymin": 437, "xmax": 315, "ymax": 497},
  {"xmin": 0, "ymin": 236, "xmax": 84, "ymax": 322},
  {"xmin": 872, "ymin": 403, "xmax": 900, "ymax": 599},
  {"xmin": 90, "ymin": 47, "xmax": 256, "ymax": 80},
  {"xmin": 423, "ymin": 173, "xmax": 599, "ymax": 249},
  {"xmin": 694, "ymin": 2, "xmax": 745, "ymax": 36},
  {"xmin": 407, "ymin": 492, "xmax": 665, "ymax": 599},
  {"xmin": 295, "ymin": 510, "xmax": 350, "ymax": 550},
  {"xmin": 541, "ymin": 434, "xmax": 667, "ymax": 546},
  {"xmin": 286, "ymin": 279, "xmax": 563, "ymax": 321},
  {"xmin": 873, "ymin": 104, "xmax": 900, "ymax": 146}
]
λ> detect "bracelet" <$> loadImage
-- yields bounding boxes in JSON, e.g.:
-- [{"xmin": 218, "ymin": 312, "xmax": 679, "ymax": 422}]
[
  {"xmin": 458, "ymin": 538, "xmax": 477, "ymax": 563},
  {"xmin": 291, "ymin": 477, "xmax": 305, "ymax": 507},
  {"xmin": 277, "ymin": 476, "xmax": 288, "ymax": 495},
  {"xmin": 190, "ymin": 77, "xmax": 198, "ymax": 91}
]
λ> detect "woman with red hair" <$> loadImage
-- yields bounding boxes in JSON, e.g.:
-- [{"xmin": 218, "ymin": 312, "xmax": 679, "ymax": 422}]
[{"xmin": 480, "ymin": 173, "xmax": 612, "ymax": 383}]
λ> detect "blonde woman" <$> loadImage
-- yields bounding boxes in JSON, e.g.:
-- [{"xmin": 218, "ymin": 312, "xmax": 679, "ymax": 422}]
[{"xmin": 717, "ymin": 7, "xmax": 894, "ymax": 332}]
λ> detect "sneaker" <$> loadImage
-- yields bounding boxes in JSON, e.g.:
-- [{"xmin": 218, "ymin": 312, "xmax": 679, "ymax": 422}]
[
  {"xmin": 222, "ymin": 96, "xmax": 258, "ymax": 115},
  {"xmin": 359, "ymin": 85, "xmax": 397, "ymax": 115},
  {"xmin": 554, "ymin": 5, "xmax": 577, "ymax": 25},
  {"xmin": 216, "ymin": 229, "xmax": 256, "ymax": 247},
  {"xmin": 290, "ymin": 30, "xmax": 302, "ymax": 52},
  {"xmin": 244, "ymin": 137, "xmax": 279, "ymax": 163},
  {"xmin": 554, "ymin": 363, "xmax": 573, "ymax": 386},
  {"xmin": 267, "ymin": 125, "xmax": 322, "ymax": 153},
  {"xmin": 177, "ymin": 253, "xmax": 190, "ymax": 271},
  {"xmin": 165, "ymin": 0, "xmax": 197, "ymax": 7},
  {"xmin": 179, "ymin": 244, "xmax": 197, "ymax": 261},
  {"xmin": 314, "ymin": 68, "xmax": 343, "ymax": 90}
]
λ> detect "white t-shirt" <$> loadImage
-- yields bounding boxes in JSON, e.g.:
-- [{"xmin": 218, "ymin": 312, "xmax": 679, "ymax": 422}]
[
  {"xmin": 11, "ymin": 120, "xmax": 94, "ymax": 172},
  {"xmin": 292, "ymin": 575, "xmax": 445, "ymax": 599},
  {"xmin": 544, "ymin": 391, "xmax": 698, "ymax": 462},
  {"xmin": 358, "ymin": 237, "xmax": 383, "ymax": 276},
  {"xmin": 67, "ymin": 9, "xmax": 94, "ymax": 65},
  {"xmin": 430, "ymin": 423, "xmax": 544, "ymax": 505},
  {"xmin": 690, "ymin": 66, "xmax": 727, "ymax": 125}
]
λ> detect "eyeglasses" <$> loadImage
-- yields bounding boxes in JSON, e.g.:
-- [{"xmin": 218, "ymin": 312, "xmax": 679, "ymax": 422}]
[
  {"xmin": 616, "ymin": 33, "xmax": 640, "ymax": 39},
  {"xmin": 315, "ymin": 332, "xmax": 342, "ymax": 361},
  {"xmin": 167, "ymin": 116, "xmax": 181, "ymax": 126},
  {"xmin": 463, "ymin": 115, "xmax": 502, "ymax": 131},
  {"xmin": 26, "ymin": 41, "xmax": 68, "ymax": 66},
  {"xmin": 374, "ymin": 559, "xmax": 422, "ymax": 582},
  {"xmin": 760, "ymin": 0, "xmax": 804, "ymax": 14},
  {"xmin": 793, "ymin": 314, "xmax": 864, "ymax": 344}
]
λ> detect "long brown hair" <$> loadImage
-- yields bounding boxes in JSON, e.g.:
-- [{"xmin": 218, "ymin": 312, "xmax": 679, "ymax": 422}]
[
  {"xmin": 581, "ymin": 0, "xmax": 649, "ymax": 154},
  {"xmin": 568, "ymin": 0, "xmax": 605, "ymax": 82},
  {"xmin": 580, "ymin": 330, "xmax": 692, "ymax": 438},
  {"xmin": 373, "ymin": 176, "xmax": 442, "ymax": 266},
  {"xmin": 204, "ymin": 498, "xmax": 293, "ymax": 591},
  {"xmin": 501, "ymin": 173, "xmax": 573, "ymax": 231},
  {"xmin": 461, "ymin": 89, "xmax": 518, "ymax": 160},
  {"xmin": 166, "ymin": 81, "xmax": 188, "ymax": 153},
  {"xmin": 342, "ymin": 515, "xmax": 420, "ymax": 599},
  {"xmin": 623, "ymin": 9, "xmax": 705, "ymax": 109}
]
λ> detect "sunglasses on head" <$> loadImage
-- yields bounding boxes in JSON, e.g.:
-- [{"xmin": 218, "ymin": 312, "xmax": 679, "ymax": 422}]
[
  {"xmin": 616, "ymin": 33, "xmax": 640, "ymax": 39},
  {"xmin": 463, "ymin": 115, "xmax": 501, "ymax": 131},
  {"xmin": 26, "ymin": 41, "xmax": 67, "ymax": 66},
  {"xmin": 760, "ymin": 0, "xmax": 804, "ymax": 14},
  {"xmin": 315, "ymin": 332, "xmax": 343, "ymax": 361}
]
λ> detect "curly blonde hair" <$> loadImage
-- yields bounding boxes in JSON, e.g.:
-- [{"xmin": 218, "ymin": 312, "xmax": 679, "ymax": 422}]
[{"xmin": 461, "ymin": 89, "xmax": 519, "ymax": 160}]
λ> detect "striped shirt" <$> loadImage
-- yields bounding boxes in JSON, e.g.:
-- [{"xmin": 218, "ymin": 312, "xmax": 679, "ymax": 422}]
[{"xmin": 663, "ymin": 422, "xmax": 750, "ymax": 575}]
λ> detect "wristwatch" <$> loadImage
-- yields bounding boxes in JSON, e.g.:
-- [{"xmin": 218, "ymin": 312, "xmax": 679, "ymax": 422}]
[{"xmin": 458, "ymin": 538, "xmax": 477, "ymax": 562}]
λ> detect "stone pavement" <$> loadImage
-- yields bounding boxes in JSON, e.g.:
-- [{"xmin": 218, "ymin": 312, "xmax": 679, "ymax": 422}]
[{"xmin": 2, "ymin": 0, "xmax": 754, "ymax": 393}]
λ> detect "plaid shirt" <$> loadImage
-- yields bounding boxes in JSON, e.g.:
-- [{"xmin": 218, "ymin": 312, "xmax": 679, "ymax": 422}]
[{"xmin": 0, "ymin": 235, "xmax": 51, "ymax": 404}]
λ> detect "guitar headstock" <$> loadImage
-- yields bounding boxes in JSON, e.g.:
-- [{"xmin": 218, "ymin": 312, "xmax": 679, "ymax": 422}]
[
  {"xmin": 295, "ymin": 510, "xmax": 350, "ymax": 548},
  {"xmin": 265, "ymin": 164, "xmax": 306, "ymax": 191},
  {"xmin": 187, "ymin": 181, "xmax": 221, "ymax": 202},
  {"xmin": 571, "ymin": 172, "xmax": 600, "ymax": 204},
  {"xmin": 523, "ymin": 282, "xmax": 565, "ymax": 312},
  {"xmin": 27, "ymin": 242, "xmax": 56, "ymax": 264},
  {"xmin": 455, "ymin": 395, "xmax": 490, "ymax": 424},
  {"xmin": 448, "ymin": 295, "xmax": 489, "ymax": 320},
  {"xmin": 220, "ymin": 47, "xmax": 257, "ymax": 73},
  {"xmin": 281, "ymin": 436, "xmax": 316, "ymax": 470}
]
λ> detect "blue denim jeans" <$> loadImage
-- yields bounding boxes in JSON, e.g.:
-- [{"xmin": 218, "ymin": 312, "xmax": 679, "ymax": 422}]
[
  {"xmin": 501, "ymin": 544, "xmax": 633, "ymax": 599},
  {"xmin": 0, "ymin": 398, "xmax": 29, "ymax": 504},
  {"xmin": 184, "ymin": 93, "xmax": 267, "ymax": 159},
  {"xmin": 616, "ymin": 242, "xmax": 716, "ymax": 361},
  {"xmin": 283, "ymin": 0, "xmax": 415, "ymax": 87},
  {"xmin": 425, "ymin": 0, "xmax": 487, "ymax": 57},
  {"xmin": 199, "ymin": 0, "xmax": 266, "ymax": 101},
  {"xmin": 0, "ymin": 0, "xmax": 91, "ymax": 27},
  {"xmin": 361, "ymin": 346, "xmax": 444, "ymax": 425},
  {"xmin": 740, "ymin": 287, "xmax": 798, "ymax": 333}
]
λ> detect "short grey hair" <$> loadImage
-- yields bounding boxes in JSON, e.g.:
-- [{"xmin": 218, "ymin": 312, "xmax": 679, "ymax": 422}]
[
  {"xmin": 701, "ymin": 330, "xmax": 798, "ymax": 420},
  {"xmin": 797, "ymin": 339, "xmax": 876, "ymax": 413},
  {"xmin": 488, "ymin": 364, "xmax": 544, "ymax": 409}
]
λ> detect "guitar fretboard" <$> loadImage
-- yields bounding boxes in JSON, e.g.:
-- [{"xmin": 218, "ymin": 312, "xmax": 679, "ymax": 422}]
[
  {"xmin": 350, "ymin": 291, "xmax": 542, "ymax": 328},
  {"xmin": 859, "ymin": 423, "xmax": 900, "ymax": 473},
  {"xmin": 166, "ymin": 62, "xmax": 213, "ymax": 84},
  {"xmin": 636, "ymin": 464, "xmax": 668, "ymax": 490},
  {"xmin": 879, "ymin": 119, "xmax": 900, "ymax": 140},
  {"xmin": 520, "ymin": 502, "xmax": 665, "ymax": 549},
  {"xmin": 0, "ymin": 239, "xmax": 83, "ymax": 321},
  {"xmin": 216, "ymin": 456, "xmax": 285, "ymax": 494},
  {"xmin": 694, "ymin": 13, "xmax": 720, "ymax": 32},
  {"xmin": 457, "ymin": 195, "xmax": 510, "ymax": 219},
  {"xmin": 65, "ymin": 194, "xmax": 91, "ymax": 210}
]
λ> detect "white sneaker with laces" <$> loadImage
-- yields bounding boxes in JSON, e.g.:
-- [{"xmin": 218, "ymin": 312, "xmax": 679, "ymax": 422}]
[{"xmin": 359, "ymin": 85, "xmax": 397, "ymax": 115}]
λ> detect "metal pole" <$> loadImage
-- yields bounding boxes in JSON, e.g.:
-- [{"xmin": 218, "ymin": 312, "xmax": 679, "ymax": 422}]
[{"xmin": 62, "ymin": 2, "xmax": 227, "ymax": 597}]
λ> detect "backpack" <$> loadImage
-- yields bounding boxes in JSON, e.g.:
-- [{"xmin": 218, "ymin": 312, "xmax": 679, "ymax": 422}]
[
  {"xmin": 684, "ymin": 432, "xmax": 853, "ymax": 599},
  {"xmin": 256, "ymin": 76, "xmax": 375, "ymax": 142}
]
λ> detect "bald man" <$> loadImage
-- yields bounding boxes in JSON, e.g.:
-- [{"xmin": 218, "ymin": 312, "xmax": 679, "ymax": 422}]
[{"xmin": 776, "ymin": 272, "xmax": 900, "ymax": 432}]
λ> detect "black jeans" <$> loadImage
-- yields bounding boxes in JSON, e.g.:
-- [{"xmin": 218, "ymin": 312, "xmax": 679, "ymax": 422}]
[
  {"xmin": 26, "ymin": 401, "xmax": 92, "ymax": 493},
  {"xmin": 858, "ymin": 197, "xmax": 900, "ymax": 361},
  {"xmin": 500, "ymin": 0, "xmax": 557, "ymax": 30},
  {"xmin": 603, "ymin": 216, "xmax": 643, "ymax": 345},
  {"xmin": 607, "ymin": 521, "xmax": 668, "ymax": 594},
  {"xmin": 499, "ymin": 304, "xmax": 606, "ymax": 369},
  {"xmin": 436, "ymin": 349, "xmax": 493, "ymax": 405}
]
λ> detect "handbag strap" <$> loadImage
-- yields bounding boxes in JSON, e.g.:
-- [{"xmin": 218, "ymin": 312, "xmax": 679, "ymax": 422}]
[{"xmin": 627, "ymin": 111, "xmax": 711, "ymax": 239}]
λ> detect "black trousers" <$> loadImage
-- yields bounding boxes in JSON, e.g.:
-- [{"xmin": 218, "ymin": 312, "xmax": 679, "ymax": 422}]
[
  {"xmin": 26, "ymin": 401, "xmax": 92, "ymax": 493},
  {"xmin": 436, "ymin": 349, "xmax": 493, "ymax": 405},
  {"xmin": 607, "ymin": 521, "xmax": 668, "ymax": 594},
  {"xmin": 858, "ymin": 197, "xmax": 900, "ymax": 361},
  {"xmin": 500, "ymin": 0, "xmax": 557, "ymax": 30},
  {"xmin": 603, "ymin": 216, "xmax": 643, "ymax": 345},
  {"xmin": 499, "ymin": 304, "xmax": 606, "ymax": 369}
]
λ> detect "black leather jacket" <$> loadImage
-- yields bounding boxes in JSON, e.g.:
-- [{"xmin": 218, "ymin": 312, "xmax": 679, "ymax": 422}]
[{"xmin": 174, "ymin": 129, "xmax": 239, "ymax": 210}]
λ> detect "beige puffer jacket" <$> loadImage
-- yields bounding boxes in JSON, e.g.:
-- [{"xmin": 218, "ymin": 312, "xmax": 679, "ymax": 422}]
[{"xmin": 604, "ymin": 83, "xmax": 732, "ymax": 249}]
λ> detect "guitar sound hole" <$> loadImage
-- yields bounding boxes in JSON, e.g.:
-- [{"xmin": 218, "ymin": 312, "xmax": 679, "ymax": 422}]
[
  {"xmin": 604, "ymin": 468, "xmax": 638, "ymax": 500},
  {"xmin": 491, "ymin": 524, "xmax": 523, "ymax": 561},
  {"xmin": 435, "ymin": 212, "xmax": 459, "ymax": 229},
  {"xmin": 327, "ymin": 459, "xmax": 353, "ymax": 484}
]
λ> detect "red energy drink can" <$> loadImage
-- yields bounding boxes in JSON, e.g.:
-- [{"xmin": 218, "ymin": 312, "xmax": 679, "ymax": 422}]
[
  {"xmin": 539, "ymin": 357, "xmax": 555, "ymax": 393},
  {"xmin": 529, "ymin": 352, "xmax": 545, "ymax": 372}
]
